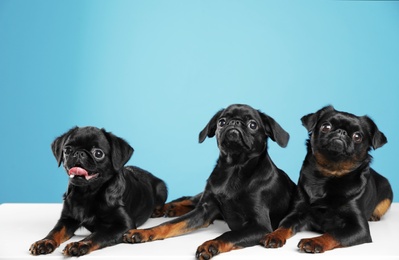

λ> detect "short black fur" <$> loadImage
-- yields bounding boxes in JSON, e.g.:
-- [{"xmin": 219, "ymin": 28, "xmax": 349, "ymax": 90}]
[
  {"xmin": 123, "ymin": 104, "xmax": 296, "ymax": 260},
  {"xmin": 261, "ymin": 105, "xmax": 393, "ymax": 253},
  {"xmin": 30, "ymin": 126, "xmax": 167, "ymax": 256}
]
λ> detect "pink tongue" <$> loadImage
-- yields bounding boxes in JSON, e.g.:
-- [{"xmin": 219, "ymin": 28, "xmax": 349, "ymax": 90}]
[{"xmin": 68, "ymin": 167, "xmax": 89, "ymax": 176}]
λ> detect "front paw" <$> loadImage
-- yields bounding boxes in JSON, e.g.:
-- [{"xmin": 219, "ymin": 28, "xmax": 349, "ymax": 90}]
[
  {"xmin": 260, "ymin": 234, "xmax": 285, "ymax": 248},
  {"xmin": 30, "ymin": 239, "xmax": 57, "ymax": 255},
  {"xmin": 123, "ymin": 229, "xmax": 156, "ymax": 243},
  {"xmin": 298, "ymin": 238, "xmax": 325, "ymax": 253},
  {"xmin": 196, "ymin": 240, "xmax": 236, "ymax": 260},
  {"xmin": 63, "ymin": 241, "xmax": 96, "ymax": 256},
  {"xmin": 196, "ymin": 241, "xmax": 220, "ymax": 260},
  {"xmin": 164, "ymin": 202, "xmax": 195, "ymax": 217},
  {"xmin": 260, "ymin": 227, "xmax": 292, "ymax": 249},
  {"xmin": 298, "ymin": 234, "xmax": 340, "ymax": 253}
]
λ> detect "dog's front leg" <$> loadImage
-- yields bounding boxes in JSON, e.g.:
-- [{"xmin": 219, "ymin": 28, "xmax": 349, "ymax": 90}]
[
  {"xmin": 30, "ymin": 218, "xmax": 80, "ymax": 255},
  {"xmin": 124, "ymin": 201, "xmax": 219, "ymax": 243},
  {"xmin": 196, "ymin": 225, "xmax": 270, "ymax": 260},
  {"xmin": 62, "ymin": 231, "xmax": 112, "ymax": 257},
  {"xmin": 62, "ymin": 220, "xmax": 131, "ymax": 257}
]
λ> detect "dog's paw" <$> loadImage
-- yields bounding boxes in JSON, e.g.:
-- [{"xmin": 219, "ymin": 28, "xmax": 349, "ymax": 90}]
[
  {"xmin": 196, "ymin": 241, "xmax": 220, "ymax": 260},
  {"xmin": 123, "ymin": 229, "xmax": 156, "ymax": 243},
  {"xmin": 298, "ymin": 234, "xmax": 341, "ymax": 253},
  {"xmin": 164, "ymin": 201, "xmax": 195, "ymax": 217},
  {"xmin": 260, "ymin": 234, "xmax": 285, "ymax": 248},
  {"xmin": 63, "ymin": 241, "xmax": 97, "ymax": 256},
  {"xmin": 151, "ymin": 205, "xmax": 166, "ymax": 218},
  {"xmin": 29, "ymin": 239, "xmax": 57, "ymax": 255},
  {"xmin": 196, "ymin": 240, "xmax": 237, "ymax": 260},
  {"xmin": 298, "ymin": 238, "xmax": 325, "ymax": 253},
  {"xmin": 260, "ymin": 228, "xmax": 291, "ymax": 248}
]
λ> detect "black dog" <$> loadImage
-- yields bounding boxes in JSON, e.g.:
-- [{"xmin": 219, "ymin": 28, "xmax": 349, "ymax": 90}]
[
  {"xmin": 261, "ymin": 105, "xmax": 393, "ymax": 253},
  {"xmin": 123, "ymin": 104, "xmax": 296, "ymax": 259},
  {"xmin": 30, "ymin": 126, "xmax": 167, "ymax": 256}
]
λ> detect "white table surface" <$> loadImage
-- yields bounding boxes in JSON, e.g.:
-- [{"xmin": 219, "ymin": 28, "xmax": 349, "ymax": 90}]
[{"xmin": 0, "ymin": 203, "xmax": 398, "ymax": 259}]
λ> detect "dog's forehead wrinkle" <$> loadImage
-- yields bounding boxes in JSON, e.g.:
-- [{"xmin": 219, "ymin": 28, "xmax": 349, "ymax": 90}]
[
  {"xmin": 222, "ymin": 108, "xmax": 257, "ymax": 121},
  {"xmin": 68, "ymin": 129, "xmax": 110, "ymax": 151},
  {"xmin": 324, "ymin": 114, "xmax": 361, "ymax": 132}
]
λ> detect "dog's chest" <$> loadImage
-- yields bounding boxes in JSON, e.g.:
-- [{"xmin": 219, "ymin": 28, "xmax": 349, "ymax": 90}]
[
  {"xmin": 207, "ymin": 168, "xmax": 254, "ymax": 228},
  {"xmin": 208, "ymin": 167, "xmax": 245, "ymax": 198}
]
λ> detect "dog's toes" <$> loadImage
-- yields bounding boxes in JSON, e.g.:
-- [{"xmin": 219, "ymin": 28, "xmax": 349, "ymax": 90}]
[
  {"xmin": 196, "ymin": 240, "xmax": 237, "ymax": 260},
  {"xmin": 260, "ymin": 235, "xmax": 284, "ymax": 248},
  {"xmin": 196, "ymin": 246, "xmax": 215, "ymax": 260},
  {"xmin": 123, "ymin": 229, "xmax": 154, "ymax": 243},
  {"xmin": 151, "ymin": 205, "xmax": 166, "ymax": 218},
  {"xmin": 298, "ymin": 239, "xmax": 324, "ymax": 253},
  {"xmin": 196, "ymin": 242, "xmax": 220, "ymax": 260},
  {"xmin": 29, "ymin": 239, "xmax": 57, "ymax": 255},
  {"xmin": 63, "ymin": 241, "xmax": 93, "ymax": 256}
]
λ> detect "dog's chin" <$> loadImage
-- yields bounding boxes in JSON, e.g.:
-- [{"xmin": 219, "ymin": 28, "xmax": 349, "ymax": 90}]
[{"xmin": 67, "ymin": 166, "xmax": 101, "ymax": 186}]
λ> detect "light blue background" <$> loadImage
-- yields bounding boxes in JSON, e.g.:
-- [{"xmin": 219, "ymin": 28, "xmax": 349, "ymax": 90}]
[{"xmin": 1, "ymin": 1, "xmax": 398, "ymax": 203}]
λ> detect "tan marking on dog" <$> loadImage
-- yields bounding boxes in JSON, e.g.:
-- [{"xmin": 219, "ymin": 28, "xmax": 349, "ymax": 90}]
[
  {"xmin": 197, "ymin": 240, "xmax": 242, "ymax": 260},
  {"xmin": 298, "ymin": 233, "xmax": 342, "ymax": 253},
  {"xmin": 314, "ymin": 151, "xmax": 360, "ymax": 177},
  {"xmin": 261, "ymin": 227, "xmax": 294, "ymax": 247},
  {"xmin": 127, "ymin": 219, "xmax": 211, "ymax": 242},
  {"xmin": 154, "ymin": 221, "xmax": 190, "ymax": 239},
  {"xmin": 164, "ymin": 199, "xmax": 196, "ymax": 217},
  {"xmin": 52, "ymin": 226, "xmax": 69, "ymax": 245},
  {"xmin": 370, "ymin": 198, "xmax": 392, "ymax": 221}
]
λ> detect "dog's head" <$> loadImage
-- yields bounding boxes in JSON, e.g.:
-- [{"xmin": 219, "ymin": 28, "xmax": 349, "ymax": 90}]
[
  {"xmin": 199, "ymin": 104, "xmax": 289, "ymax": 160},
  {"xmin": 301, "ymin": 105, "xmax": 387, "ymax": 176},
  {"xmin": 51, "ymin": 126, "xmax": 133, "ymax": 187}
]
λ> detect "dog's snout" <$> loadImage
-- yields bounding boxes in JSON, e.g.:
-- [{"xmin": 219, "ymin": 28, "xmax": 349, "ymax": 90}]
[
  {"xmin": 74, "ymin": 150, "xmax": 87, "ymax": 158},
  {"xmin": 337, "ymin": 129, "xmax": 347, "ymax": 136},
  {"xmin": 228, "ymin": 119, "xmax": 242, "ymax": 126}
]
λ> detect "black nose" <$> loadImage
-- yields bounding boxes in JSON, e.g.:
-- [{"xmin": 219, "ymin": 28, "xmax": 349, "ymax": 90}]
[
  {"xmin": 74, "ymin": 151, "xmax": 87, "ymax": 158},
  {"xmin": 228, "ymin": 119, "xmax": 242, "ymax": 126},
  {"xmin": 337, "ymin": 129, "xmax": 347, "ymax": 136}
]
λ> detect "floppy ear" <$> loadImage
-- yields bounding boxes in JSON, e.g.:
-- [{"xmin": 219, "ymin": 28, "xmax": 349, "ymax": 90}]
[
  {"xmin": 102, "ymin": 129, "xmax": 134, "ymax": 171},
  {"xmin": 362, "ymin": 116, "xmax": 387, "ymax": 150},
  {"xmin": 301, "ymin": 105, "xmax": 335, "ymax": 132},
  {"xmin": 258, "ymin": 111, "xmax": 290, "ymax": 148},
  {"xmin": 198, "ymin": 109, "xmax": 224, "ymax": 143},
  {"xmin": 51, "ymin": 126, "xmax": 78, "ymax": 167}
]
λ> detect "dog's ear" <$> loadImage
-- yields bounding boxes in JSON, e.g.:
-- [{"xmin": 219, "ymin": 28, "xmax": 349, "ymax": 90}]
[
  {"xmin": 199, "ymin": 109, "xmax": 225, "ymax": 143},
  {"xmin": 301, "ymin": 105, "xmax": 335, "ymax": 133},
  {"xmin": 258, "ymin": 111, "xmax": 290, "ymax": 148},
  {"xmin": 102, "ymin": 129, "xmax": 134, "ymax": 171},
  {"xmin": 362, "ymin": 116, "xmax": 387, "ymax": 150},
  {"xmin": 51, "ymin": 127, "xmax": 79, "ymax": 167}
]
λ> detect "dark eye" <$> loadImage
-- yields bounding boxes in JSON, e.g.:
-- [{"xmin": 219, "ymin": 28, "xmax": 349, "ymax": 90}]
[
  {"xmin": 218, "ymin": 118, "xmax": 226, "ymax": 127},
  {"xmin": 64, "ymin": 146, "xmax": 72, "ymax": 155},
  {"xmin": 320, "ymin": 123, "xmax": 332, "ymax": 133},
  {"xmin": 92, "ymin": 148, "xmax": 105, "ymax": 160},
  {"xmin": 353, "ymin": 132, "xmax": 363, "ymax": 143},
  {"xmin": 248, "ymin": 120, "xmax": 258, "ymax": 130}
]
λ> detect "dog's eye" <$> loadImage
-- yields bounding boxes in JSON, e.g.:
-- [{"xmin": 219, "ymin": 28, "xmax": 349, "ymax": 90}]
[
  {"xmin": 353, "ymin": 132, "xmax": 363, "ymax": 143},
  {"xmin": 92, "ymin": 148, "xmax": 105, "ymax": 160},
  {"xmin": 320, "ymin": 123, "xmax": 332, "ymax": 133},
  {"xmin": 248, "ymin": 120, "xmax": 258, "ymax": 130},
  {"xmin": 218, "ymin": 118, "xmax": 226, "ymax": 127},
  {"xmin": 64, "ymin": 146, "xmax": 72, "ymax": 155}
]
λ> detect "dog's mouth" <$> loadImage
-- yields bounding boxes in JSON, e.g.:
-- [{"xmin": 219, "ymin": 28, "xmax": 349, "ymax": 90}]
[
  {"xmin": 68, "ymin": 167, "xmax": 99, "ymax": 181},
  {"xmin": 220, "ymin": 128, "xmax": 251, "ymax": 150},
  {"xmin": 327, "ymin": 138, "xmax": 348, "ymax": 153}
]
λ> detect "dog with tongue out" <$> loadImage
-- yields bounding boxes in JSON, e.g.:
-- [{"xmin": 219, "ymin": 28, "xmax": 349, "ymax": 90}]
[{"xmin": 30, "ymin": 126, "xmax": 168, "ymax": 256}]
